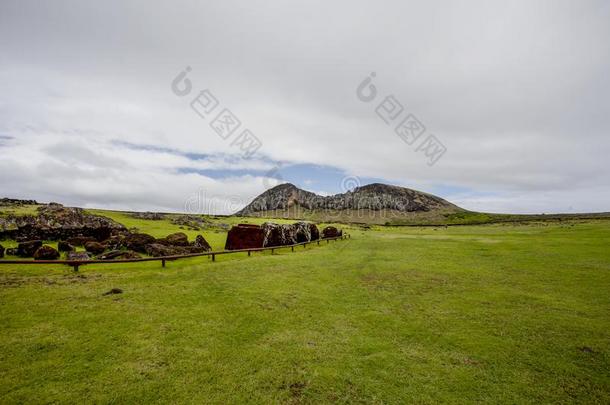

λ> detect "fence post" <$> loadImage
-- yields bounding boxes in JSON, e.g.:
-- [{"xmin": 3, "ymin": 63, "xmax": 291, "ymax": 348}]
[
  {"xmin": 248, "ymin": 251, "xmax": 251, "ymax": 257},
  {"xmin": 72, "ymin": 264, "xmax": 79, "ymax": 272},
  {"xmin": 317, "ymin": 240, "xmax": 320, "ymax": 245},
  {"xmin": 271, "ymin": 248, "xmax": 274, "ymax": 255},
  {"xmin": 212, "ymin": 254, "xmax": 215, "ymax": 262},
  {"xmin": 162, "ymin": 259, "xmax": 166, "ymax": 268}
]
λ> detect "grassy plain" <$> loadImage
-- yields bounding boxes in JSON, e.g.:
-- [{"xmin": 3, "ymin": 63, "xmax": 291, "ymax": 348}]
[{"xmin": 1, "ymin": 218, "xmax": 609, "ymax": 403}]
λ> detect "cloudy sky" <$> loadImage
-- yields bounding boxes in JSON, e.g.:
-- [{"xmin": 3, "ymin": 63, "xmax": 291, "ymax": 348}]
[{"xmin": 1, "ymin": 0, "xmax": 609, "ymax": 214}]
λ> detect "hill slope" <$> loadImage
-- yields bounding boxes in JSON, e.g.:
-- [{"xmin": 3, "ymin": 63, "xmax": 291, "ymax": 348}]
[{"xmin": 235, "ymin": 183, "xmax": 463, "ymax": 224}]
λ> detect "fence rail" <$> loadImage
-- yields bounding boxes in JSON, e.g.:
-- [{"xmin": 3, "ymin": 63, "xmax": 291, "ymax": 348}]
[{"xmin": 0, "ymin": 234, "xmax": 351, "ymax": 271}]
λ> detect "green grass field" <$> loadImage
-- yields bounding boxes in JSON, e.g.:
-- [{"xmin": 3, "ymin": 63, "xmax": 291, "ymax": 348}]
[{"xmin": 1, "ymin": 220, "xmax": 609, "ymax": 403}]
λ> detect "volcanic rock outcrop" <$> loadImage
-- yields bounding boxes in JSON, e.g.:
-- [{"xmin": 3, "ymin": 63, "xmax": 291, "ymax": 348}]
[
  {"xmin": 0, "ymin": 203, "xmax": 126, "ymax": 242},
  {"xmin": 236, "ymin": 183, "xmax": 460, "ymax": 216}
]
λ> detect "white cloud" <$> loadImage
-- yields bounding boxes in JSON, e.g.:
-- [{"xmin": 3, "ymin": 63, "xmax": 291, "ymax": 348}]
[{"xmin": 0, "ymin": 0, "xmax": 609, "ymax": 214}]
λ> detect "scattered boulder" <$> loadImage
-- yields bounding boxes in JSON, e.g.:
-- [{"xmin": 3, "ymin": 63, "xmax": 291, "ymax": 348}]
[
  {"xmin": 67, "ymin": 251, "xmax": 91, "ymax": 261},
  {"xmin": 164, "ymin": 232, "xmax": 189, "ymax": 246},
  {"xmin": 180, "ymin": 245, "xmax": 207, "ymax": 254},
  {"xmin": 84, "ymin": 241, "xmax": 107, "ymax": 255},
  {"xmin": 225, "ymin": 224, "xmax": 265, "ymax": 250},
  {"xmin": 0, "ymin": 244, "xmax": 4, "ymax": 258},
  {"xmin": 322, "ymin": 226, "xmax": 342, "ymax": 238},
  {"xmin": 171, "ymin": 215, "xmax": 209, "ymax": 230},
  {"xmin": 6, "ymin": 247, "xmax": 17, "ymax": 256},
  {"xmin": 67, "ymin": 236, "xmax": 97, "ymax": 247},
  {"xmin": 193, "ymin": 234, "xmax": 212, "ymax": 251},
  {"xmin": 97, "ymin": 250, "xmax": 141, "ymax": 260},
  {"xmin": 33, "ymin": 245, "xmax": 60, "ymax": 260},
  {"xmin": 17, "ymin": 240, "xmax": 42, "ymax": 257},
  {"xmin": 122, "ymin": 233, "xmax": 156, "ymax": 253},
  {"xmin": 145, "ymin": 243, "xmax": 179, "ymax": 257},
  {"xmin": 102, "ymin": 235, "xmax": 123, "ymax": 250},
  {"xmin": 131, "ymin": 212, "xmax": 165, "ymax": 220},
  {"xmin": 57, "ymin": 240, "xmax": 75, "ymax": 252}
]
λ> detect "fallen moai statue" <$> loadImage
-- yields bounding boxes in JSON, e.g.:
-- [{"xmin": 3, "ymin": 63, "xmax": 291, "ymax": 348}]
[
  {"xmin": 225, "ymin": 222, "xmax": 326, "ymax": 250},
  {"xmin": 225, "ymin": 224, "xmax": 265, "ymax": 250},
  {"xmin": 322, "ymin": 226, "xmax": 343, "ymax": 238}
]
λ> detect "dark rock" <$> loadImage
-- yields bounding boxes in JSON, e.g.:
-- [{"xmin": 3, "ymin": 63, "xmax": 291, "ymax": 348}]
[
  {"xmin": 97, "ymin": 250, "xmax": 141, "ymax": 260},
  {"xmin": 6, "ymin": 247, "xmax": 17, "ymax": 256},
  {"xmin": 145, "ymin": 243, "xmax": 179, "ymax": 257},
  {"xmin": 17, "ymin": 240, "xmax": 42, "ymax": 257},
  {"xmin": 122, "ymin": 233, "xmax": 156, "ymax": 253},
  {"xmin": 57, "ymin": 241, "xmax": 75, "ymax": 252},
  {"xmin": 282, "ymin": 224, "xmax": 297, "ymax": 245},
  {"xmin": 102, "ymin": 235, "xmax": 123, "ymax": 250},
  {"xmin": 171, "ymin": 215, "xmax": 210, "ymax": 230},
  {"xmin": 261, "ymin": 223, "xmax": 282, "ymax": 247},
  {"xmin": 145, "ymin": 242, "xmax": 208, "ymax": 257},
  {"xmin": 0, "ymin": 198, "xmax": 38, "ymax": 206},
  {"xmin": 33, "ymin": 245, "xmax": 60, "ymax": 260},
  {"xmin": 84, "ymin": 241, "xmax": 107, "ymax": 255},
  {"xmin": 0, "ymin": 244, "xmax": 4, "ymax": 258},
  {"xmin": 262, "ymin": 223, "xmax": 297, "ymax": 247},
  {"xmin": 294, "ymin": 221, "xmax": 312, "ymax": 243},
  {"xmin": 236, "ymin": 182, "xmax": 460, "ymax": 216},
  {"xmin": 103, "ymin": 288, "xmax": 123, "ymax": 296},
  {"xmin": 67, "ymin": 236, "xmax": 97, "ymax": 247},
  {"xmin": 309, "ymin": 223, "xmax": 320, "ymax": 240},
  {"xmin": 165, "ymin": 232, "xmax": 189, "ymax": 246},
  {"xmin": 183, "ymin": 245, "xmax": 207, "ymax": 254},
  {"xmin": 322, "ymin": 226, "xmax": 342, "ymax": 238},
  {"xmin": 193, "ymin": 235, "xmax": 212, "ymax": 251},
  {"xmin": 131, "ymin": 212, "xmax": 165, "ymax": 220},
  {"xmin": 67, "ymin": 251, "xmax": 91, "ymax": 261},
  {"xmin": 225, "ymin": 224, "xmax": 265, "ymax": 250},
  {"xmin": 0, "ymin": 204, "xmax": 126, "ymax": 241}
]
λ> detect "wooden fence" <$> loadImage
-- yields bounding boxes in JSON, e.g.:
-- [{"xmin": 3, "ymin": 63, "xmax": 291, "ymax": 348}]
[{"xmin": 0, "ymin": 234, "xmax": 350, "ymax": 271}]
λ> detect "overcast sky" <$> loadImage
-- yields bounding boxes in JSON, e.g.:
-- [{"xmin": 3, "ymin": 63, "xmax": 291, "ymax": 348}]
[{"xmin": 1, "ymin": 0, "xmax": 609, "ymax": 214}]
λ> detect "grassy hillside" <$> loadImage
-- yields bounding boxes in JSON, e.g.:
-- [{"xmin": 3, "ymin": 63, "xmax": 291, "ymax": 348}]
[
  {"xmin": 235, "ymin": 204, "xmax": 610, "ymax": 226},
  {"xmin": 1, "ymin": 220, "xmax": 609, "ymax": 403}
]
